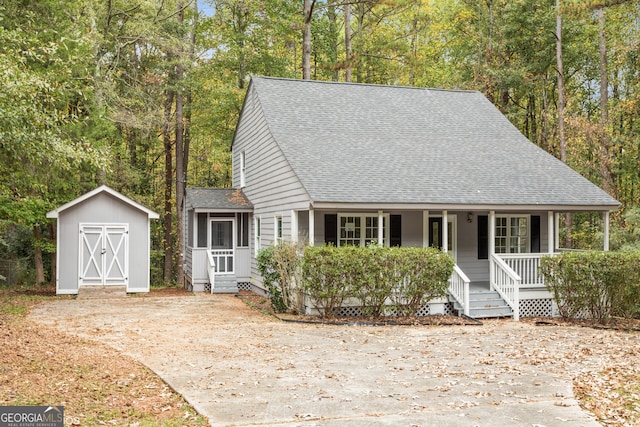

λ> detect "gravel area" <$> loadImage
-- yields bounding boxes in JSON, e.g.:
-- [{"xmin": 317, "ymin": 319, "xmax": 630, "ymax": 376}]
[{"xmin": 29, "ymin": 293, "xmax": 640, "ymax": 426}]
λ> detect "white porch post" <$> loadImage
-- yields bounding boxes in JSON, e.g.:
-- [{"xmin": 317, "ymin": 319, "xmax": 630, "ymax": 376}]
[
  {"xmin": 548, "ymin": 211, "xmax": 554, "ymax": 254},
  {"xmin": 554, "ymin": 213, "xmax": 560, "ymax": 251},
  {"xmin": 489, "ymin": 211, "xmax": 495, "ymax": 291},
  {"xmin": 423, "ymin": 210, "xmax": 429, "ymax": 247},
  {"xmin": 442, "ymin": 210, "xmax": 448, "ymax": 252},
  {"xmin": 603, "ymin": 211, "xmax": 610, "ymax": 251},
  {"xmin": 378, "ymin": 210, "xmax": 384, "ymax": 245},
  {"xmin": 309, "ymin": 208, "xmax": 315, "ymax": 246},
  {"xmin": 291, "ymin": 210, "xmax": 298, "ymax": 243}
]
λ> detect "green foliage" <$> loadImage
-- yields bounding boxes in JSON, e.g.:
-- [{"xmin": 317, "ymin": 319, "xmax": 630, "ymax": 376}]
[
  {"xmin": 302, "ymin": 245, "xmax": 454, "ymax": 318},
  {"xmin": 540, "ymin": 251, "xmax": 640, "ymax": 323},
  {"xmin": 256, "ymin": 246, "xmax": 287, "ymax": 313}
]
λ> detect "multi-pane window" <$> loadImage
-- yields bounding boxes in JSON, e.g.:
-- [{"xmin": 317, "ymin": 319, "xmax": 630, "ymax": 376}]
[
  {"xmin": 255, "ymin": 217, "xmax": 261, "ymax": 255},
  {"xmin": 339, "ymin": 214, "xmax": 388, "ymax": 246},
  {"xmin": 495, "ymin": 216, "xmax": 529, "ymax": 253},
  {"xmin": 275, "ymin": 216, "xmax": 283, "ymax": 244},
  {"xmin": 236, "ymin": 212, "xmax": 249, "ymax": 247}
]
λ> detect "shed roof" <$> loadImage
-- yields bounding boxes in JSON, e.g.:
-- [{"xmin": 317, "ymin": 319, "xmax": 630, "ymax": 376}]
[
  {"xmin": 46, "ymin": 185, "xmax": 160, "ymax": 219},
  {"xmin": 246, "ymin": 77, "xmax": 619, "ymax": 210},
  {"xmin": 185, "ymin": 188, "xmax": 253, "ymax": 211}
]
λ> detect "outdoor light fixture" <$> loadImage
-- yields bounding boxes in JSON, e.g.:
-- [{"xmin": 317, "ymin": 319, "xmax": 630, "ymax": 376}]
[{"xmin": 467, "ymin": 212, "xmax": 473, "ymax": 223}]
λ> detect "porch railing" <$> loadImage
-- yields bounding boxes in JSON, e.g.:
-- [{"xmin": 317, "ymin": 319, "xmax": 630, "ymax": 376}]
[
  {"xmin": 498, "ymin": 253, "xmax": 555, "ymax": 288},
  {"xmin": 206, "ymin": 251, "xmax": 216, "ymax": 294},
  {"xmin": 490, "ymin": 254, "xmax": 521, "ymax": 321},
  {"xmin": 448, "ymin": 264, "xmax": 471, "ymax": 316},
  {"xmin": 210, "ymin": 249, "xmax": 234, "ymax": 274}
]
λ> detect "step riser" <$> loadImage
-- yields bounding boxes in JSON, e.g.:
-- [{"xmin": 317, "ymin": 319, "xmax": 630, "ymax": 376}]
[{"xmin": 450, "ymin": 288, "xmax": 513, "ymax": 318}]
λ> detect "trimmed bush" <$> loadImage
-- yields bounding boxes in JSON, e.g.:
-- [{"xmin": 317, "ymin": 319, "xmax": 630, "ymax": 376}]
[
  {"xmin": 302, "ymin": 245, "xmax": 454, "ymax": 318},
  {"xmin": 539, "ymin": 250, "xmax": 640, "ymax": 323}
]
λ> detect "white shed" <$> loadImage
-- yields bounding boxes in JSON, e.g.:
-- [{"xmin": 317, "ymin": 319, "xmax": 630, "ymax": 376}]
[{"xmin": 46, "ymin": 185, "xmax": 159, "ymax": 295}]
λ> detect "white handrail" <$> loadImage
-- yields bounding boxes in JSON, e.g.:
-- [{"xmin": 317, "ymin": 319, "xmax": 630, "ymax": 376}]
[
  {"xmin": 449, "ymin": 264, "xmax": 471, "ymax": 317},
  {"xmin": 206, "ymin": 250, "xmax": 216, "ymax": 294},
  {"xmin": 490, "ymin": 254, "xmax": 521, "ymax": 321}
]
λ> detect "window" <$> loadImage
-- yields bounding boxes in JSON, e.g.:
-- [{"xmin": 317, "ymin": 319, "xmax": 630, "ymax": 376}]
[
  {"xmin": 495, "ymin": 215, "xmax": 529, "ymax": 253},
  {"xmin": 275, "ymin": 216, "xmax": 283, "ymax": 244},
  {"xmin": 187, "ymin": 211, "xmax": 194, "ymax": 247},
  {"xmin": 236, "ymin": 212, "xmax": 249, "ymax": 247},
  {"xmin": 197, "ymin": 213, "xmax": 208, "ymax": 248},
  {"xmin": 338, "ymin": 214, "xmax": 388, "ymax": 246},
  {"xmin": 240, "ymin": 151, "xmax": 246, "ymax": 187},
  {"xmin": 255, "ymin": 217, "xmax": 261, "ymax": 255}
]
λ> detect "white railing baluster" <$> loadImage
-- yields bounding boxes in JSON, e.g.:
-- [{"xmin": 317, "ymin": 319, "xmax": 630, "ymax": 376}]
[
  {"xmin": 448, "ymin": 265, "xmax": 471, "ymax": 317},
  {"xmin": 490, "ymin": 254, "xmax": 521, "ymax": 321}
]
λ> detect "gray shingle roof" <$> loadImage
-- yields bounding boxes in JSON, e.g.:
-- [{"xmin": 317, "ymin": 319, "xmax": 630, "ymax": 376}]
[
  {"xmin": 185, "ymin": 188, "xmax": 252, "ymax": 210},
  {"xmin": 249, "ymin": 77, "xmax": 619, "ymax": 209}
]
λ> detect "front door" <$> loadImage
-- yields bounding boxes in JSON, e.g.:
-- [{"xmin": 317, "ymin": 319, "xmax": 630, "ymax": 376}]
[
  {"xmin": 79, "ymin": 224, "xmax": 128, "ymax": 286},
  {"xmin": 210, "ymin": 219, "xmax": 234, "ymax": 274},
  {"xmin": 428, "ymin": 216, "xmax": 457, "ymax": 260}
]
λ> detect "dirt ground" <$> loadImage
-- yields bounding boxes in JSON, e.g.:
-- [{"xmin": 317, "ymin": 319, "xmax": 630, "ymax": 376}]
[
  {"xmin": 0, "ymin": 289, "xmax": 207, "ymax": 426},
  {"xmin": 27, "ymin": 292, "xmax": 640, "ymax": 427}
]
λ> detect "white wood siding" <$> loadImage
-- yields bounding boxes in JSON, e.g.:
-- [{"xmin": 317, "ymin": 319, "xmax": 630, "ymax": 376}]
[
  {"xmin": 233, "ymin": 85, "xmax": 312, "ymax": 288},
  {"xmin": 57, "ymin": 192, "xmax": 151, "ymax": 293}
]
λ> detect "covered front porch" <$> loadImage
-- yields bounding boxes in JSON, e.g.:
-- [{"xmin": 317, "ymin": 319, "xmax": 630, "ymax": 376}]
[{"xmin": 290, "ymin": 207, "xmax": 613, "ymax": 320}]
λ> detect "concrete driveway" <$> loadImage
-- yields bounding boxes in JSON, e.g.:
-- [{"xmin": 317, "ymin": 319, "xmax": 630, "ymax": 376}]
[{"xmin": 30, "ymin": 293, "xmax": 625, "ymax": 426}]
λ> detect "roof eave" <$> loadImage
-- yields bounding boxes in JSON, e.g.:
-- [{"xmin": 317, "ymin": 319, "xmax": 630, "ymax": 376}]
[
  {"xmin": 310, "ymin": 201, "xmax": 620, "ymax": 212},
  {"xmin": 46, "ymin": 185, "xmax": 160, "ymax": 219}
]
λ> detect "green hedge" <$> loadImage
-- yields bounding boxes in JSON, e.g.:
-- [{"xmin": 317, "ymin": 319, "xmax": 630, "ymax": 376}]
[
  {"xmin": 539, "ymin": 250, "xmax": 640, "ymax": 322},
  {"xmin": 302, "ymin": 245, "xmax": 454, "ymax": 318}
]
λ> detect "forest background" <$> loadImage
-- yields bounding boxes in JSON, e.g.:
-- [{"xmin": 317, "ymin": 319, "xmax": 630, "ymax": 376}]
[{"xmin": 1, "ymin": 0, "xmax": 639, "ymax": 287}]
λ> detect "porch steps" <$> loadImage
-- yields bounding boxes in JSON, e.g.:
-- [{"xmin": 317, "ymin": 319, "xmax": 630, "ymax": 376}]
[
  {"xmin": 452, "ymin": 289, "xmax": 513, "ymax": 319},
  {"xmin": 78, "ymin": 285, "xmax": 127, "ymax": 299},
  {"xmin": 212, "ymin": 275, "xmax": 238, "ymax": 294}
]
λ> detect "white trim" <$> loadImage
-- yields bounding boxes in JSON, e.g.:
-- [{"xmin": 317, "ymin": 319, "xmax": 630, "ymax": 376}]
[
  {"xmin": 78, "ymin": 223, "xmax": 129, "ymax": 287},
  {"xmin": 603, "ymin": 211, "xmax": 610, "ymax": 251},
  {"xmin": 291, "ymin": 210, "xmax": 299, "ymax": 243},
  {"xmin": 47, "ymin": 185, "xmax": 159, "ymax": 219},
  {"xmin": 240, "ymin": 150, "xmax": 246, "ymax": 188},
  {"xmin": 494, "ymin": 214, "xmax": 531, "ymax": 254},
  {"xmin": 274, "ymin": 215, "xmax": 283, "ymax": 244},
  {"xmin": 309, "ymin": 209, "xmax": 315, "ymax": 246},
  {"xmin": 377, "ymin": 210, "xmax": 384, "ymax": 245},
  {"xmin": 442, "ymin": 211, "xmax": 448, "ymax": 253},
  {"xmin": 311, "ymin": 202, "xmax": 618, "ymax": 212},
  {"xmin": 422, "ymin": 210, "xmax": 429, "ymax": 247},
  {"xmin": 337, "ymin": 212, "xmax": 390, "ymax": 247},
  {"xmin": 547, "ymin": 211, "xmax": 554, "ymax": 254},
  {"xmin": 254, "ymin": 216, "xmax": 262, "ymax": 256},
  {"xmin": 55, "ymin": 218, "xmax": 61, "ymax": 294}
]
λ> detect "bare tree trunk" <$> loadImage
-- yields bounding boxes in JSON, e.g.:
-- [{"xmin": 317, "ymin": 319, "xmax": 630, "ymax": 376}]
[
  {"xmin": 175, "ymin": 1, "xmax": 185, "ymax": 289},
  {"xmin": 33, "ymin": 226, "xmax": 44, "ymax": 285},
  {"xmin": 302, "ymin": 0, "xmax": 315, "ymax": 80},
  {"xmin": 597, "ymin": 8, "xmax": 615, "ymax": 197},
  {"xmin": 345, "ymin": 2, "xmax": 352, "ymax": 82},
  {"xmin": 556, "ymin": 0, "xmax": 571, "ymax": 248},
  {"xmin": 163, "ymin": 89, "xmax": 174, "ymax": 285}
]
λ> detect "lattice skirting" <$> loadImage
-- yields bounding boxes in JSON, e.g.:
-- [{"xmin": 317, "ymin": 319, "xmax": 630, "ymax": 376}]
[
  {"xmin": 519, "ymin": 298, "xmax": 553, "ymax": 317},
  {"xmin": 334, "ymin": 301, "xmax": 455, "ymax": 318},
  {"xmin": 238, "ymin": 282, "xmax": 252, "ymax": 291},
  {"xmin": 204, "ymin": 283, "xmax": 211, "ymax": 292}
]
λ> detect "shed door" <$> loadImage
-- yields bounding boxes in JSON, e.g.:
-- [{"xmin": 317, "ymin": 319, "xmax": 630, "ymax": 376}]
[{"xmin": 79, "ymin": 224, "xmax": 128, "ymax": 286}]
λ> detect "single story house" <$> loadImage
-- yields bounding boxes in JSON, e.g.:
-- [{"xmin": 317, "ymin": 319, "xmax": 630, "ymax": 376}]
[
  {"xmin": 183, "ymin": 76, "xmax": 619, "ymax": 319},
  {"xmin": 47, "ymin": 185, "xmax": 159, "ymax": 295}
]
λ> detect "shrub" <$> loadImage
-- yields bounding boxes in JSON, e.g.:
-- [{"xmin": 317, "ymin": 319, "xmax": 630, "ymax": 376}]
[
  {"xmin": 302, "ymin": 245, "xmax": 454, "ymax": 318},
  {"xmin": 539, "ymin": 250, "xmax": 640, "ymax": 323},
  {"xmin": 256, "ymin": 242, "xmax": 304, "ymax": 313}
]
